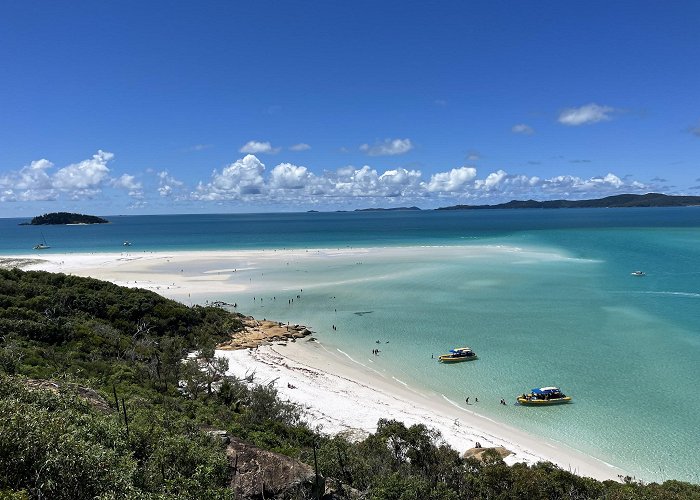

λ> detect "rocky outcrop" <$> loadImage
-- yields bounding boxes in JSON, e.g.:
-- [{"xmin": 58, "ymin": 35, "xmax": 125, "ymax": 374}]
[
  {"xmin": 218, "ymin": 317, "xmax": 313, "ymax": 350},
  {"xmin": 226, "ymin": 435, "xmax": 324, "ymax": 499},
  {"xmin": 463, "ymin": 446, "xmax": 512, "ymax": 462}
]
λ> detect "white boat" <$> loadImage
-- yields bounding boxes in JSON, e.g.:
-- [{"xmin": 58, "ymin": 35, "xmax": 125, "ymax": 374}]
[
  {"xmin": 123, "ymin": 241, "xmax": 132, "ymax": 246},
  {"xmin": 630, "ymin": 271, "xmax": 646, "ymax": 276},
  {"xmin": 34, "ymin": 233, "xmax": 50, "ymax": 250}
]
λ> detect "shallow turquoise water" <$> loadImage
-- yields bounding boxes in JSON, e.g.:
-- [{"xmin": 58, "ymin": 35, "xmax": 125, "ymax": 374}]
[{"xmin": 2, "ymin": 208, "xmax": 699, "ymax": 483}]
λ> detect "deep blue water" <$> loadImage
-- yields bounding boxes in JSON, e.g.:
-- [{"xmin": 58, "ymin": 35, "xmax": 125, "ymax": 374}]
[{"xmin": 2, "ymin": 207, "xmax": 699, "ymax": 254}]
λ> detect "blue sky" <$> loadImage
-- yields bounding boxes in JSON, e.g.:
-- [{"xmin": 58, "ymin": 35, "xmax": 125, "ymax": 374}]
[{"xmin": 1, "ymin": 1, "xmax": 699, "ymax": 216}]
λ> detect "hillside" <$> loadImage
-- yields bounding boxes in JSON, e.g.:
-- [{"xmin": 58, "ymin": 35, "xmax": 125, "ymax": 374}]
[
  {"xmin": 1, "ymin": 269, "xmax": 698, "ymax": 498},
  {"xmin": 438, "ymin": 193, "xmax": 700, "ymax": 210}
]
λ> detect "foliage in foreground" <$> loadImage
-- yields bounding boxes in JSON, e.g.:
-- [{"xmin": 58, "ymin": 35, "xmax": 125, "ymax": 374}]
[{"xmin": 1, "ymin": 269, "xmax": 699, "ymax": 499}]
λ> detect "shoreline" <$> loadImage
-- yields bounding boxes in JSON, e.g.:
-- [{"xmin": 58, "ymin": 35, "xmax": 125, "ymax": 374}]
[
  {"xmin": 3, "ymin": 249, "xmax": 625, "ymax": 482},
  {"xmin": 219, "ymin": 341, "xmax": 624, "ymax": 482}
]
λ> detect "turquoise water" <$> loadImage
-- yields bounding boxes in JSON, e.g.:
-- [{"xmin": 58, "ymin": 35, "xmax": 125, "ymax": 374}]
[{"xmin": 2, "ymin": 208, "xmax": 699, "ymax": 483}]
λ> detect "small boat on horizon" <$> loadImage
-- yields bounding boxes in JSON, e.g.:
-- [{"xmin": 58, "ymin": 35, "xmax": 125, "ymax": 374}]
[
  {"xmin": 630, "ymin": 271, "xmax": 646, "ymax": 276},
  {"xmin": 438, "ymin": 347, "xmax": 478, "ymax": 363},
  {"xmin": 517, "ymin": 387, "xmax": 571, "ymax": 406}
]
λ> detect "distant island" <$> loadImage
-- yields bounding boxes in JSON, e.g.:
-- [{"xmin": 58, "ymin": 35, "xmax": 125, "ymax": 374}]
[
  {"xmin": 437, "ymin": 193, "xmax": 700, "ymax": 210},
  {"xmin": 355, "ymin": 206, "xmax": 421, "ymax": 212},
  {"xmin": 20, "ymin": 212, "xmax": 110, "ymax": 225}
]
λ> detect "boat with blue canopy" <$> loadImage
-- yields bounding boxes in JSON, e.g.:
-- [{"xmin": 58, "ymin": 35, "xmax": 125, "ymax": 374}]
[
  {"xmin": 438, "ymin": 347, "xmax": 478, "ymax": 363},
  {"xmin": 517, "ymin": 386, "xmax": 571, "ymax": 405}
]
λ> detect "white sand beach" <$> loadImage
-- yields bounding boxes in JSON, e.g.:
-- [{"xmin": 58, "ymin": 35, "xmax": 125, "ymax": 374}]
[{"xmin": 9, "ymin": 249, "xmax": 625, "ymax": 482}]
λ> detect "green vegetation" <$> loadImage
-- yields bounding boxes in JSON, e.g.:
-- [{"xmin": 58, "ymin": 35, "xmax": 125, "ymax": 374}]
[
  {"xmin": 1, "ymin": 269, "xmax": 699, "ymax": 499},
  {"xmin": 20, "ymin": 212, "xmax": 109, "ymax": 225}
]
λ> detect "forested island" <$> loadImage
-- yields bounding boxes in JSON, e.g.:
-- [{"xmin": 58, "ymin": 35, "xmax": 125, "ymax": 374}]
[
  {"xmin": 20, "ymin": 212, "xmax": 109, "ymax": 225},
  {"xmin": 438, "ymin": 193, "xmax": 700, "ymax": 210},
  {"xmin": 1, "ymin": 268, "xmax": 698, "ymax": 499}
]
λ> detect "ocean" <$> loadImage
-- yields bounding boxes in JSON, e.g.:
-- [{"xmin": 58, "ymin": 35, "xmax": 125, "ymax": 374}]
[{"xmin": 2, "ymin": 208, "xmax": 699, "ymax": 483}]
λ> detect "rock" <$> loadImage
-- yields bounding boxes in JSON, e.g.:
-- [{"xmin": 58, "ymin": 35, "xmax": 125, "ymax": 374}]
[
  {"xmin": 201, "ymin": 427, "xmax": 231, "ymax": 445},
  {"xmin": 217, "ymin": 316, "xmax": 318, "ymax": 350},
  {"xmin": 227, "ymin": 436, "xmax": 324, "ymax": 499},
  {"xmin": 463, "ymin": 446, "xmax": 512, "ymax": 462},
  {"xmin": 323, "ymin": 478, "xmax": 363, "ymax": 499}
]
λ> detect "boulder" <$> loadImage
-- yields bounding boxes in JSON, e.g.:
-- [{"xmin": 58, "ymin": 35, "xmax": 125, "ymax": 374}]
[
  {"xmin": 227, "ymin": 436, "xmax": 324, "ymax": 499},
  {"xmin": 463, "ymin": 446, "xmax": 512, "ymax": 462}
]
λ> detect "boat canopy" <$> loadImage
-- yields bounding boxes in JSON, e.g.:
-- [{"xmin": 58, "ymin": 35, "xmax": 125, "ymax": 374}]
[
  {"xmin": 531, "ymin": 387, "xmax": 561, "ymax": 395},
  {"xmin": 450, "ymin": 347, "xmax": 472, "ymax": 353}
]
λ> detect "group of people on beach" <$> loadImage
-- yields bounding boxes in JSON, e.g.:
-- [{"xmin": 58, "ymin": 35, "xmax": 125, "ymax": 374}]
[{"xmin": 465, "ymin": 396, "xmax": 508, "ymax": 405}]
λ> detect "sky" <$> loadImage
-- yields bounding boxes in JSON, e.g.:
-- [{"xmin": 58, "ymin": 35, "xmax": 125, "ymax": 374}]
[{"xmin": 1, "ymin": 1, "xmax": 700, "ymax": 216}]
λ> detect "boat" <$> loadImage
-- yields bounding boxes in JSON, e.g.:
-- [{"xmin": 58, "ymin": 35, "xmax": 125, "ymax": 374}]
[
  {"xmin": 33, "ymin": 233, "xmax": 50, "ymax": 250},
  {"xmin": 123, "ymin": 241, "xmax": 132, "ymax": 246},
  {"xmin": 438, "ymin": 347, "xmax": 478, "ymax": 363},
  {"xmin": 517, "ymin": 387, "xmax": 571, "ymax": 405},
  {"xmin": 630, "ymin": 271, "xmax": 646, "ymax": 276}
]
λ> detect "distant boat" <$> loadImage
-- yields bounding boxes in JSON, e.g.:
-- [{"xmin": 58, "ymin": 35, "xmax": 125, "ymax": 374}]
[
  {"xmin": 33, "ymin": 233, "xmax": 50, "ymax": 250},
  {"xmin": 123, "ymin": 241, "xmax": 132, "ymax": 246},
  {"xmin": 630, "ymin": 271, "xmax": 646, "ymax": 276},
  {"xmin": 517, "ymin": 387, "xmax": 572, "ymax": 406},
  {"xmin": 438, "ymin": 347, "xmax": 478, "ymax": 363}
]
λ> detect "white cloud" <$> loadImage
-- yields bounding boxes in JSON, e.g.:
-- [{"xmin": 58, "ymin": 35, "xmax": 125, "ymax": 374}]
[
  {"xmin": 289, "ymin": 143, "xmax": 311, "ymax": 151},
  {"xmin": 379, "ymin": 168, "xmax": 421, "ymax": 186},
  {"xmin": 360, "ymin": 138, "xmax": 413, "ymax": 156},
  {"xmin": 112, "ymin": 174, "xmax": 143, "ymax": 198},
  {"xmin": 426, "ymin": 167, "xmax": 477, "ymax": 192},
  {"xmin": 53, "ymin": 150, "xmax": 113, "ymax": 191},
  {"xmin": 157, "ymin": 171, "xmax": 185, "ymax": 198},
  {"xmin": 0, "ymin": 150, "xmax": 128, "ymax": 203},
  {"xmin": 558, "ymin": 103, "xmax": 615, "ymax": 126},
  {"xmin": 269, "ymin": 163, "xmax": 312, "ymax": 189},
  {"xmin": 543, "ymin": 173, "xmax": 626, "ymax": 192},
  {"xmin": 512, "ymin": 124, "xmax": 535, "ymax": 135},
  {"xmin": 379, "ymin": 168, "xmax": 422, "ymax": 197},
  {"xmin": 0, "ymin": 159, "xmax": 53, "ymax": 191},
  {"xmin": 194, "ymin": 154, "xmax": 266, "ymax": 200},
  {"xmin": 239, "ymin": 140, "xmax": 280, "ymax": 154},
  {"xmin": 474, "ymin": 170, "xmax": 509, "ymax": 191},
  {"xmin": 112, "ymin": 174, "xmax": 141, "ymax": 190},
  {"xmin": 473, "ymin": 170, "xmax": 540, "ymax": 193}
]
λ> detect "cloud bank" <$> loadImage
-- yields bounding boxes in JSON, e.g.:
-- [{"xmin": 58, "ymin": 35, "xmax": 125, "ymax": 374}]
[
  {"xmin": 1, "ymin": 151, "xmax": 657, "ymax": 210},
  {"xmin": 0, "ymin": 150, "xmax": 141, "ymax": 202}
]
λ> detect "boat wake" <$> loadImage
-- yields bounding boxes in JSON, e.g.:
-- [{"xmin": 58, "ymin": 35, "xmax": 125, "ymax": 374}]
[{"xmin": 640, "ymin": 291, "xmax": 700, "ymax": 299}]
